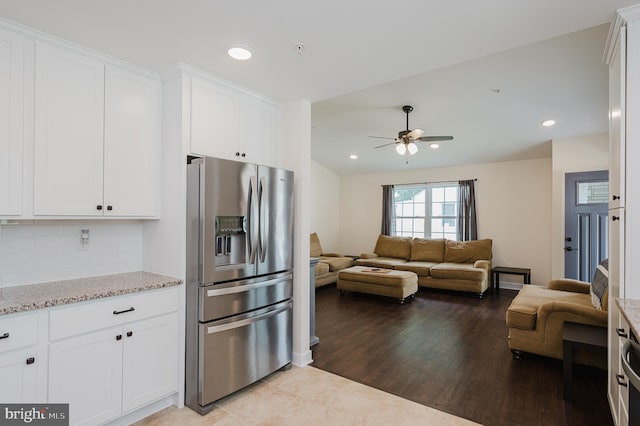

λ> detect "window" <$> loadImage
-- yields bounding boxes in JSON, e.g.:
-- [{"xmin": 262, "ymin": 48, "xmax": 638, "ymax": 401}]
[{"xmin": 393, "ymin": 183, "xmax": 458, "ymax": 240}]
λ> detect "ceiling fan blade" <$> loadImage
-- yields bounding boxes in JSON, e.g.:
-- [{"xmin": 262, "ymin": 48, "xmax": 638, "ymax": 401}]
[
  {"xmin": 406, "ymin": 128, "xmax": 424, "ymax": 139},
  {"xmin": 374, "ymin": 141, "xmax": 397, "ymax": 149},
  {"xmin": 368, "ymin": 135, "xmax": 395, "ymax": 140},
  {"xmin": 417, "ymin": 136, "xmax": 454, "ymax": 142}
]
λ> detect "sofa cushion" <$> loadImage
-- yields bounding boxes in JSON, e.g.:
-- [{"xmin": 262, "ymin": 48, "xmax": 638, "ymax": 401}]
[
  {"xmin": 410, "ymin": 238, "xmax": 445, "ymax": 262},
  {"xmin": 374, "ymin": 235, "xmax": 412, "ymax": 260},
  {"xmin": 590, "ymin": 259, "xmax": 609, "ymax": 310},
  {"xmin": 429, "ymin": 263, "xmax": 486, "ymax": 282},
  {"xmin": 355, "ymin": 257, "xmax": 408, "ymax": 268},
  {"xmin": 314, "ymin": 262, "xmax": 330, "ymax": 275},
  {"xmin": 444, "ymin": 239, "xmax": 492, "ymax": 263},
  {"xmin": 506, "ymin": 285, "xmax": 594, "ymax": 330},
  {"xmin": 394, "ymin": 261, "xmax": 438, "ymax": 277},
  {"xmin": 319, "ymin": 256, "xmax": 353, "ymax": 272},
  {"xmin": 310, "ymin": 232, "xmax": 323, "ymax": 257}
]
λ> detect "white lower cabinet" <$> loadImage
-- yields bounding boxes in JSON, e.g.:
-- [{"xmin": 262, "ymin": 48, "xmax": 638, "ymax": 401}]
[
  {"xmin": 48, "ymin": 288, "xmax": 179, "ymax": 426},
  {"xmin": 0, "ymin": 347, "xmax": 38, "ymax": 403}
]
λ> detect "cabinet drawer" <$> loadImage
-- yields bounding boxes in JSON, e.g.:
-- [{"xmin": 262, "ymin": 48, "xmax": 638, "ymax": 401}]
[
  {"xmin": 49, "ymin": 287, "xmax": 179, "ymax": 340},
  {"xmin": 0, "ymin": 313, "xmax": 38, "ymax": 353}
]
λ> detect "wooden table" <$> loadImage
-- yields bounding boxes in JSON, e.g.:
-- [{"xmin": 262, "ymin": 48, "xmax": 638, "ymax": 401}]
[
  {"xmin": 491, "ymin": 266, "xmax": 531, "ymax": 293},
  {"xmin": 562, "ymin": 321, "xmax": 607, "ymax": 400}
]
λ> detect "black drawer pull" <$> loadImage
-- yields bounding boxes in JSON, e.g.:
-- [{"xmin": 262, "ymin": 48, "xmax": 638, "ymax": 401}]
[
  {"xmin": 613, "ymin": 216, "xmax": 620, "ymax": 221},
  {"xmin": 26, "ymin": 357, "xmax": 35, "ymax": 365},
  {"xmin": 617, "ymin": 374, "xmax": 628, "ymax": 387},
  {"xmin": 97, "ymin": 205, "xmax": 103, "ymax": 210},
  {"xmin": 0, "ymin": 332, "xmax": 9, "ymax": 340},
  {"xmin": 126, "ymin": 331, "xmax": 133, "ymax": 337},
  {"xmin": 617, "ymin": 328, "xmax": 628, "ymax": 338},
  {"xmin": 116, "ymin": 334, "xmax": 122, "ymax": 341},
  {"xmin": 613, "ymin": 195, "xmax": 620, "ymax": 200},
  {"xmin": 113, "ymin": 307, "xmax": 135, "ymax": 315},
  {"xmin": 107, "ymin": 205, "xmax": 113, "ymax": 211}
]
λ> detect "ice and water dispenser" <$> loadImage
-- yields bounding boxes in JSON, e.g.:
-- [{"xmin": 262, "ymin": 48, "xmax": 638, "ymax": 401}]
[{"xmin": 214, "ymin": 216, "xmax": 246, "ymax": 266}]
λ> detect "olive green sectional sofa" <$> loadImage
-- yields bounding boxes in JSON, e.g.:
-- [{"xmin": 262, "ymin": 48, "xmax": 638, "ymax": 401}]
[
  {"xmin": 310, "ymin": 232, "xmax": 354, "ymax": 287},
  {"xmin": 355, "ymin": 235, "xmax": 493, "ymax": 297}
]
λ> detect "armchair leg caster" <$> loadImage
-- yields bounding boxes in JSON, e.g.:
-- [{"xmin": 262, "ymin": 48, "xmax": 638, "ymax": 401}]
[{"xmin": 511, "ymin": 349, "xmax": 522, "ymax": 360}]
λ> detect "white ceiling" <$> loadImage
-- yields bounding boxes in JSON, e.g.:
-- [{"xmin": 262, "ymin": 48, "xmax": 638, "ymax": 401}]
[{"xmin": 0, "ymin": 0, "xmax": 635, "ymax": 174}]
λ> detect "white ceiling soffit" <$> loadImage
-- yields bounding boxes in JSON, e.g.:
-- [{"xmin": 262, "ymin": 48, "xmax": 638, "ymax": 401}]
[
  {"xmin": 311, "ymin": 24, "xmax": 611, "ymax": 175},
  {"xmin": 0, "ymin": 0, "xmax": 636, "ymax": 102}
]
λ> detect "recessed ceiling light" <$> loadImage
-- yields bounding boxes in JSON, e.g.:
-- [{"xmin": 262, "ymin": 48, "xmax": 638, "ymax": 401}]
[
  {"xmin": 349, "ymin": 154, "xmax": 358, "ymax": 160},
  {"xmin": 228, "ymin": 46, "xmax": 252, "ymax": 60},
  {"xmin": 541, "ymin": 119, "xmax": 556, "ymax": 127},
  {"xmin": 430, "ymin": 143, "xmax": 440, "ymax": 149}
]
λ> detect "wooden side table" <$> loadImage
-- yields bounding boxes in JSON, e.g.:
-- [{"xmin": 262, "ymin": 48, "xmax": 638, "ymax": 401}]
[
  {"xmin": 491, "ymin": 266, "xmax": 531, "ymax": 293},
  {"xmin": 562, "ymin": 322, "xmax": 607, "ymax": 400}
]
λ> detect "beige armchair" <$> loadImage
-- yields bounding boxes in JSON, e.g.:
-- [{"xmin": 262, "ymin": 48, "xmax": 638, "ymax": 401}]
[
  {"xmin": 506, "ymin": 278, "xmax": 607, "ymax": 364},
  {"xmin": 310, "ymin": 233, "xmax": 353, "ymax": 287}
]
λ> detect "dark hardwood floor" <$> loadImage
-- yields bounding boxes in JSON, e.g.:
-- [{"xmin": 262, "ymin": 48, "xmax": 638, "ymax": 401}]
[{"xmin": 311, "ymin": 285, "xmax": 612, "ymax": 426}]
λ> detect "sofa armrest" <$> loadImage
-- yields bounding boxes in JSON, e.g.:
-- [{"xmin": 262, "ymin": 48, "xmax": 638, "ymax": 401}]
[
  {"xmin": 537, "ymin": 301, "xmax": 607, "ymax": 327},
  {"xmin": 474, "ymin": 260, "xmax": 491, "ymax": 270},
  {"xmin": 359, "ymin": 253, "xmax": 378, "ymax": 259},
  {"xmin": 547, "ymin": 279, "xmax": 590, "ymax": 294},
  {"xmin": 321, "ymin": 252, "xmax": 344, "ymax": 257}
]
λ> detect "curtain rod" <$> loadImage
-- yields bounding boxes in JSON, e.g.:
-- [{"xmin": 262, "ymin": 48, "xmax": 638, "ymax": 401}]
[{"xmin": 381, "ymin": 178, "xmax": 477, "ymax": 187}]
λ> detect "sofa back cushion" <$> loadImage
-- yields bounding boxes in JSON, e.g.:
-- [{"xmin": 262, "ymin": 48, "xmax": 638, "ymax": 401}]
[
  {"xmin": 410, "ymin": 238, "xmax": 445, "ymax": 262},
  {"xmin": 310, "ymin": 232, "xmax": 323, "ymax": 257},
  {"xmin": 444, "ymin": 239, "xmax": 493, "ymax": 263},
  {"xmin": 590, "ymin": 259, "xmax": 609, "ymax": 311},
  {"xmin": 374, "ymin": 235, "xmax": 412, "ymax": 260}
]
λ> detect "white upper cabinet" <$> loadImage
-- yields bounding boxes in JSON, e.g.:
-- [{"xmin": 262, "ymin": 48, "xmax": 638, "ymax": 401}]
[
  {"xmin": 104, "ymin": 66, "xmax": 159, "ymax": 217},
  {"xmin": 0, "ymin": 28, "xmax": 24, "ymax": 216},
  {"xmin": 34, "ymin": 41, "xmax": 105, "ymax": 216},
  {"xmin": 189, "ymin": 72, "xmax": 279, "ymax": 166},
  {"xmin": 33, "ymin": 41, "xmax": 160, "ymax": 217}
]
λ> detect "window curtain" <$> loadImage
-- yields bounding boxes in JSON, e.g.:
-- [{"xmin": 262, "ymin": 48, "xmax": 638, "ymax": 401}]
[
  {"xmin": 457, "ymin": 180, "xmax": 477, "ymax": 241},
  {"xmin": 381, "ymin": 184, "xmax": 395, "ymax": 235}
]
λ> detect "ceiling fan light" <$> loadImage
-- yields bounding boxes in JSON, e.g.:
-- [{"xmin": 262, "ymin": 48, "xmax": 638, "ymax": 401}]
[
  {"xmin": 407, "ymin": 142, "xmax": 418, "ymax": 155},
  {"xmin": 395, "ymin": 143, "xmax": 407, "ymax": 155}
]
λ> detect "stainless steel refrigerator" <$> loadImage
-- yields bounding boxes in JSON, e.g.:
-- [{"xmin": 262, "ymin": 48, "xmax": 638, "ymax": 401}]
[{"xmin": 185, "ymin": 156, "xmax": 294, "ymax": 414}]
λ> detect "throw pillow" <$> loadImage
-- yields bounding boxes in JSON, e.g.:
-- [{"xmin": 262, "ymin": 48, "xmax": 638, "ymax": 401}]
[{"xmin": 590, "ymin": 259, "xmax": 609, "ymax": 310}]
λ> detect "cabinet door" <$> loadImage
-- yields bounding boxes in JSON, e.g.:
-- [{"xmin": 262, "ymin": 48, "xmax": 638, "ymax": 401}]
[
  {"xmin": 610, "ymin": 26, "xmax": 626, "ymax": 210},
  {"xmin": 121, "ymin": 313, "xmax": 178, "ymax": 412},
  {"xmin": 0, "ymin": 28, "xmax": 23, "ymax": 216},
  {"xmin": 104, "ymin": 66, "xmax": 160, "ymax": 217},
  {"xmin": 241, "ymin": 95, "xmax": 279, "ymax": 166},
  {"xmin": 49, "ymin": 327, "xmax": 122, "ymax": 426},
  {"xmin": 190, "ymin": 75, "xmax": 240, "ymax": 159},
  {"xmin": 34, "ymin": 41, "xmax": 105, "ymax": 216},
  {"xmin": 0, "ymin": 348, "xmax": 38, "ymax": 403}
]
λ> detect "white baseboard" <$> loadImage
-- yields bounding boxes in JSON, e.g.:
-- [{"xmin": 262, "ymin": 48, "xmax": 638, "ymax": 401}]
[
  {"xmin": 107, "ymin": 394, "xmax": 178, "ymax": 425},
  {"xmin": 293, "ymin": 349, "xmax": 313, "ymax": 366}
]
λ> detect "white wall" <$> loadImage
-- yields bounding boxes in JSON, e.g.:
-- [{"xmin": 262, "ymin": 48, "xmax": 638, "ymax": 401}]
[
  {"xmin": 550, "ymin": 133, "xmax": 608, "ymax": 278},
  {"xmin": 0, "ymin": 221, "xmax": 142, "ymax": 287},
  {"xmin": 337, "ymin": 158, "xmax": 552, "ymax": 285},
  {"xmin": 310, "ymin": 160, "xmax": 341, "ymax": 251}
]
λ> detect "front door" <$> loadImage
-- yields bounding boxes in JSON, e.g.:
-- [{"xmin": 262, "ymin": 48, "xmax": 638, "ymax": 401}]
[{"xmin": 564, "ymin": 171, "xmax": 609, "ymax": 281}]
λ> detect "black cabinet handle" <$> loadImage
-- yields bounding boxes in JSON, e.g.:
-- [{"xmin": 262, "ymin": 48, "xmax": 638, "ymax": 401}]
[
  {"xmin": 126, "ymin": 331, "xmax": 133, "ymax": 337},
  {"xmin": 107, "ymin": 205, "xmax": 113, "ymax": 211},
  {"xmin": 613, "ymin": 195, "xmax": 620, "ymax": 200},
  {"xmin": 235, "ymin": 152, "xmax": 240, "ymax": 156},
  {"xmin": 613, "ymin": 216, "xmax": 620, "ymax": 221},
  {"xmin": 116, "ymin": 334, "xmax": 122, "ymax": 341},
  {"xmin": 26, "ymin": 357, "xmax": 35, "ymax": 365},
  {"xmin": 0, "ymin": 332, "xmax": 9, "ymax": 340},
  {"xmin": 617, "ymin": 374, "xmax": 628, "ymax": 387},
  {"xmin": 96, "ymin": 205, "xmax": 103, "ymax": 210},
  {"xmin": 617, "ymin": 328, "xmax": 628, "ymax": 338},
  {"xmin": 113, "ymin": 307, "xmax": 135, "ymax": 315},
  {"xmin": 241, "ymin": 153, "xmax": 246, "ymax": 157}
]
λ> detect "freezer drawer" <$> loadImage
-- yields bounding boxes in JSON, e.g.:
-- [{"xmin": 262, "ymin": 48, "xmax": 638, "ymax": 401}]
[
  {"xmin": 199, "ymin": 272, "xmax": 292, "ymax": 322},
  {"xmin": 198, "ymin": 300, "xmax": 292, "ymax": 406}
]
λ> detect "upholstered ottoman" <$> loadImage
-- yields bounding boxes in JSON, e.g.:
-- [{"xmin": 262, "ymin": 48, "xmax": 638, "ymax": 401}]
[{"xmin": 337, "ymin": 266, "xmax": 418, "ymax": 303}]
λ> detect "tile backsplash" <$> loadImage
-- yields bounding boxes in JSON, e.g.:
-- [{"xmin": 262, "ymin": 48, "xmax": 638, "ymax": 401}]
[{"xmin": 0, "ymin": 221, "xmax": 143, "ymax": 287}]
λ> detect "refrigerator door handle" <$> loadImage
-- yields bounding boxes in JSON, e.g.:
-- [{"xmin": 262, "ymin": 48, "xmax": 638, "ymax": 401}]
[
  {"xmin": 205, "ymin": 273, "xmax": 292, "ymax": 297},
  {"xmin": 259, "ymin": 176, "xmax": 268, "ymax": 263},
  {"xmin": 206, "ymin": 300, "xmax": 292, "ymax": 334},
  {"xmin": 247, "ymin": 175, "xmax": 259, "ymax": 264}
]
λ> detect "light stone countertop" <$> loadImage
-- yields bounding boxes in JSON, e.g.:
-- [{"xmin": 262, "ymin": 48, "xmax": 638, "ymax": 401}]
[
  {"xmin": 616, "ymin": 298, "xmax": 640, "ymax": 337},
  {"xmin": 0, "ymin": 271, "xmax": 182, "ymax": 315}
]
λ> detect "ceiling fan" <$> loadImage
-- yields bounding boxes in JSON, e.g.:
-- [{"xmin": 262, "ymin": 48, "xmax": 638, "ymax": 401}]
[{"xmin": 369, "ymin": 105, "xmax": 453, "ymax": 156}]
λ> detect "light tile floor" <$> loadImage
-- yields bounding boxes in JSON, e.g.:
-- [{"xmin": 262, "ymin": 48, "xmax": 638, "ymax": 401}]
[{"xmin": 135, "ymin": 366, "xmax": 478, "ymax": 425}]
